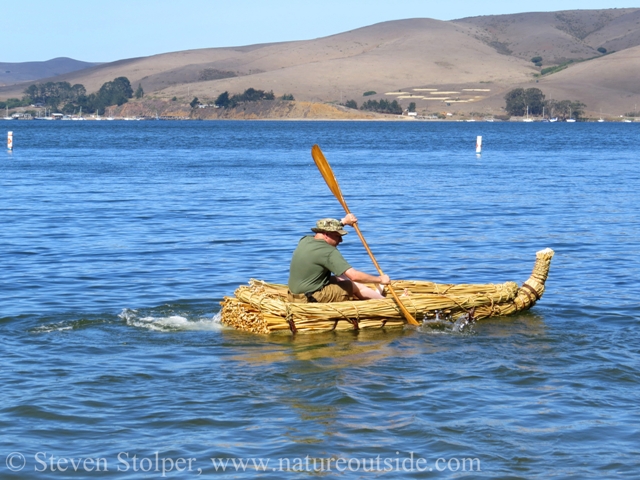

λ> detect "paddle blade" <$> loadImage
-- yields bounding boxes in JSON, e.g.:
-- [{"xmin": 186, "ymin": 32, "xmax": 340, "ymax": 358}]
[{"xmin": 311, "ymin": 144, "xmax": 349, "ymax": 212}]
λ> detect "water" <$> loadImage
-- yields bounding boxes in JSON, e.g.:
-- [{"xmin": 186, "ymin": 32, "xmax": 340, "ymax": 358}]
[{"xmin": 1, "ymin": 121, "xmax": 639, "ymax": 478}]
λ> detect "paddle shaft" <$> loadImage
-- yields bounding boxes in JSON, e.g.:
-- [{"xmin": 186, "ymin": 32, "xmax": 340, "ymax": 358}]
[{"xmin": 311, "ymin": 145, "xmax": 419, "ymax": 326}]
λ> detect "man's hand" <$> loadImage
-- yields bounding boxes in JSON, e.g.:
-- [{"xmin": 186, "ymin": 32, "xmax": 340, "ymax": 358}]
[
  {"xmin": 344, "ymin": 268, "xmax": 390, "ymax": 285},
  {"xmin": 341, "ymin": 213, "xmax": 357, "ymax": 226}
]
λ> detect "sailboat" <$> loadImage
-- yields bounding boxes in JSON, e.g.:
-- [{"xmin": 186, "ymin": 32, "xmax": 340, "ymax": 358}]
[
  {"xmin": 3, "ymin": 106, "xmax": 13, "ymax": 120},
  {"xmin": 71, "ymin": 106, "xmax": 85, "ymax": 120},
  {"xmin": 541, "ymin": 106, "xmax": 550, "ymax": 122},
  {"xmin": 597, "ymin": 109, "xmax": 604, "ymax": 122},
  {"xmin": 566, "ymin": 107, "xmax": 576, "ymax": 122},
  {"xmin": 523, "ymin": 105, "xmax": 534, "ymax": 122}
]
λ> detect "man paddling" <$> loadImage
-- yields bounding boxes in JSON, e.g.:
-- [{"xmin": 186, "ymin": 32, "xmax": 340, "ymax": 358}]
[{"xmin": 287, "ymin": 214, "xmax": 389, "ymax": 303}]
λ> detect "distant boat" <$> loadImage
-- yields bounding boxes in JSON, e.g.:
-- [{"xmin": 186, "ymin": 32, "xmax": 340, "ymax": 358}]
[
  {"xmin": 523, "ymin": 105, "xmax": 534, "ymax": 122},
  {"xmin": 566, "ymin": 107, "xmax": 576, "ymax": 122},
  {"xmin": 549, "ymin": 117, "xmax": 558, "ymax": 122},
  {"xmin": 541, "ymin": 107, "xmax": 549, "ymax": 122},
  {"xmin": 75, "ymin": 107, "xmax": 85, "ymax": 120},
  {"xmin": 3, "ymin": 106, "xmax": 13, "ymax": 120}
]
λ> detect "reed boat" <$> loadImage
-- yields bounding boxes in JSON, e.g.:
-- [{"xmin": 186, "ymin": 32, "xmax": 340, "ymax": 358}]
[{"xmin": 220, "ymin": 248, "xmax": 554, "ymax": 334}]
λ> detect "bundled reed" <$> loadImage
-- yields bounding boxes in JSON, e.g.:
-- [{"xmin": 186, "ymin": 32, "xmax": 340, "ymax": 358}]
[{"xmin": 220, "ymin": 248, "xmax": 554, "ymax": 334}]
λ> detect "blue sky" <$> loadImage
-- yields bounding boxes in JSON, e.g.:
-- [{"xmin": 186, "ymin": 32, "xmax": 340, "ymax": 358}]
[{"xmin": 6, "ymin": 1, "xmax": 634, "ymax": 63}]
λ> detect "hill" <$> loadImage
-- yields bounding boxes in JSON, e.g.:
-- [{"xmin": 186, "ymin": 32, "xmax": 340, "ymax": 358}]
[
  {"xmin": 2, "ymin": 8, "xmax": 640, "ymax": 119},
  {"xmin": 0, "ymin": 57, "xmax": 100, "ymax": 86},
  {"xmin": 453, "ymin": 8, "xmax": 640, "ymax": 64}
]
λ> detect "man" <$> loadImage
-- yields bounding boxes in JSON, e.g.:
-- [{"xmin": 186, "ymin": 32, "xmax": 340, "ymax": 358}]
[{"xmin": 287, "ymin": 213, "xmax": 390, "ymax": 303}]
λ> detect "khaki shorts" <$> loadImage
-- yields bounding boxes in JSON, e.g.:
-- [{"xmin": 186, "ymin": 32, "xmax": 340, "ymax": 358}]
[{"xmin": 288, "ymin": 278, "xmax": 354, "ymax": 303}]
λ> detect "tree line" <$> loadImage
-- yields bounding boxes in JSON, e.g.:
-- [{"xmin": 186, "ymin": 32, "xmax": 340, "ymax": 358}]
[
  {"xmin": 2, "ymin": 77, "xmax": 143, "ymax": 114},
  {"xmin": 214, "ymin": 88, "xmax": 276, "ymax": 108},
  {"xmin": 342, "ymin": 98, "xmax": 403, "ymax": 114},
  {"xmin": 504, "ymin": 88, "xmax": 585, "ymax": 120}
]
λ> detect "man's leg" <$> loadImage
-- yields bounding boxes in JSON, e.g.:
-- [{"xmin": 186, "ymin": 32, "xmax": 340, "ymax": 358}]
[
  {"xmin": 335, "ymin": 275, "xmax": 384, "ymax": 300},
  {"xmin": 313, "ymin": 279, "xmax": 353, "ymax": 302}
]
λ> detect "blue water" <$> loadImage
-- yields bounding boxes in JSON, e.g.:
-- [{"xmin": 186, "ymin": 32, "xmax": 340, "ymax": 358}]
[{"xmin": 1, "ymin": 121, "xmax": 639, "ymax": 478}]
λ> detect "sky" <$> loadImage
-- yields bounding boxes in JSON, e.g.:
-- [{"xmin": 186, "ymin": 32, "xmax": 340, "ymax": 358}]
[{"xmin": 5, "ymin": 0, "xmax": 635, "ymax": 63}]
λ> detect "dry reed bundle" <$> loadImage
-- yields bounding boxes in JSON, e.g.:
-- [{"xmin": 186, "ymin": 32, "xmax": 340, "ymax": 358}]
[{"xmin": 220, "ymin": 248, "xmax": 554, "ymax": 334}]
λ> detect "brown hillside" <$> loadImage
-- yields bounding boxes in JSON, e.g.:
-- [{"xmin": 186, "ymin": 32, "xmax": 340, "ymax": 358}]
[
  {"xmin": 156, "ymin": 18, "xmax": 532, "ymax": 105},
  {"xmin": 454, "ymin": 9, "xmax": 640, "ymax": 64},
  {"xmin": 534, "ymin": 45, "xmax": 640, "ymax": 116},
  {"xmin": 2, "ymin": 8, "xmax": 640, "ymax": 118},
  {"xmin": 112, "ymin": 99, "xmax": 390, "ymax": 120}
]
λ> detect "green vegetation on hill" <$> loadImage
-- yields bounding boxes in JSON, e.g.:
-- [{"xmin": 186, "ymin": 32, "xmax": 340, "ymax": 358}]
[
  {"xmin": 0, "ymin": 97, "xmax": 31, "ymax": 109},
  {"xmin": 198, "ymin": 69, "xmax": 237, "ymax": 81},
  {"xmin": 504, "ymin": 88, "xmax": 546, "ymax": 116},
  {"xmin": 360, "ymin": 99, "xmax": 402, "ymax": 114},
  {"xmin": 548, "ymin": 99, "xmax": 585, "ymax": 120},
  {"xmin": 134, "ymin": 83, "xmax": 144, "ymax": 99},
  {"xmin": 536, "ymin": 55, "xmax": 608, "ymax": 78},
  {"xmin": 504, "ymin": 87, "xmax": 585, "ymax": 119},
  {"xmin": 539, "ymin": 60, "xmax": 573, "ymax": 76},
  {"xmin": 214, "ymin": 88, "xmax": 275, "ymax": 108},
  {"xmin": 21, "ymin": 77, "xmax": 134, "ymax": 114}
]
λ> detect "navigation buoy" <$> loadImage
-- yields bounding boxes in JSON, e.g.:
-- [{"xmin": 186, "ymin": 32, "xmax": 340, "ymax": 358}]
[
  {"xmin": 7, "ymin": 131, "xmax": 13, "ymax": 150},
  {"xmin": 475, "ymin": 135, "xmax": 482, "ymax": 154}
]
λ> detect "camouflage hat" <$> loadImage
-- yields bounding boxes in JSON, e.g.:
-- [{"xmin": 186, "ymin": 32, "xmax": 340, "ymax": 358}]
[{"xmin": 311, "ymin": 218, "xmax": 348, "ymax": 235}]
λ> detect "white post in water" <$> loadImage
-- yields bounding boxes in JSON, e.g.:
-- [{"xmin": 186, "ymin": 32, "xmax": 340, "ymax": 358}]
[
  {"xmin": 475, "ymin": 135, "xmax": 482, "ymax": 154},
  {"xmin": 7, "ymin": 131, "xmax": 13, "ymax": 150}
]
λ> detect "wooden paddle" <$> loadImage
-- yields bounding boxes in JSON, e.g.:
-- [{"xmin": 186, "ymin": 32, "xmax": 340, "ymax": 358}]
[{"xmin": 311, "ymin": 144, "xmax": 419, "ymax": 326}]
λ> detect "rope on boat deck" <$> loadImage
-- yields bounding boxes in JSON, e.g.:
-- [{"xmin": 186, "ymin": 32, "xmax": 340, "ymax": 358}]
[
  {"xmin": 285, "ymin": 304, "xmax": 297, "ymax": 333},
  {"xmin": 319, "ymin": 303, "xmax": 361, "ymax": 330}
]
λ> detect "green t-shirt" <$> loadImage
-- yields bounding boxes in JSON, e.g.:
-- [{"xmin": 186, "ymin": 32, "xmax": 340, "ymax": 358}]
[{"xmin": 288, "ymin": 235, "xmax": 352, "ymax": 294}]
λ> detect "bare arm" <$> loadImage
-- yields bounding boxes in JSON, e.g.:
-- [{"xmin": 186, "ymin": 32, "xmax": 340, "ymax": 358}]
[{"xmin": 343, "ymin": 268, "xmax": 390, "ymax": 285}]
